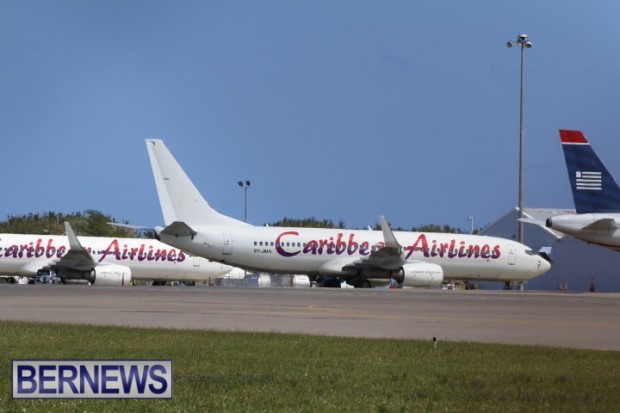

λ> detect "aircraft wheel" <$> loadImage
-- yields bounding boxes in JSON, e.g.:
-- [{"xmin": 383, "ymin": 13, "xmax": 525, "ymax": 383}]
[{"xmin": 353, "ymin": 279, "xmax": 372, "ymax": 288}]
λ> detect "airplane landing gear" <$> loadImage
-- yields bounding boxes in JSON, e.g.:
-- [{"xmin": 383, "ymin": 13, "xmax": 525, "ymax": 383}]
[{"xmin": 352, "ymin": 278, "xmax": 372, "ymax": 288}]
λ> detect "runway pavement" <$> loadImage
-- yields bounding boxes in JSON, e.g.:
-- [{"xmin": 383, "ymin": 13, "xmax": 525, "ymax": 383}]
[{"xmin": 1, "ymin": 285, "xmax": 618, "ymax": 351}]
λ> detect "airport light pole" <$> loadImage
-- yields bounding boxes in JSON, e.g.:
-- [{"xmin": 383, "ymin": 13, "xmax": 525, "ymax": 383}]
[
  {"xmin": 506, "ymin": 34, "xmax": 533, "ymax": 244},
  {"xmin": 238, "ymin": 180, "xmax": 251, "ymax": 222},
  {"xmin": 467, "ymin": 216, "xmax": 474, "ymax": 234}
]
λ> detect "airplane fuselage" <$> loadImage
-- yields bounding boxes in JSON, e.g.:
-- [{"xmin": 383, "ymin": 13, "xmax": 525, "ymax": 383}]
[
  {"xmin": 546, "ymin": 213, "xmax": 620, "ymax": 250},
  {"xmin": 0, "ymin": 234, "xmax": 231, "ymax": 281},
  {"xmin": 158, "ymin": 225, "xmax": 548, "ymax": 282},
  {"xmin": 145, "ymin": 138, "xmax": 551, "ymax": 287}
]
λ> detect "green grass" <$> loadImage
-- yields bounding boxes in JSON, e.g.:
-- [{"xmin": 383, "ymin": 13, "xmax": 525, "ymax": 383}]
[{"xmin": 0, "ymin": 321, "xmax": 618, "ymax": 412}]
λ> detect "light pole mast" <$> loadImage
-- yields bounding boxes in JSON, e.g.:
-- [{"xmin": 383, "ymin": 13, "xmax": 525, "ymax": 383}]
[
  {"xmin": 237, "ymin": 180, "xmax": 251, "ymax": 222},
  {"xmin": 506, "ymin": 34, "xmax": 533, "ymax": 244}
]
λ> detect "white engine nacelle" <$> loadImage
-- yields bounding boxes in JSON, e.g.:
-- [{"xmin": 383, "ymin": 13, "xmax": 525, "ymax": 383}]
[
  {"xmin": 398, "ymin": 263, "xmax": 444, "ymax": 288},
  {"xmin": 90, "ymin": 265, "xmax": 132, "ymax": 286}
]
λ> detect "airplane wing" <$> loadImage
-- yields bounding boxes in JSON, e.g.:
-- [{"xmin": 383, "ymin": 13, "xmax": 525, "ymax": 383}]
[
  {"xmin": 342, "ymin": 216, "xmax": 404, "ymax": 273},
  {"xmin": 50, "ymin": 222, "xmax": 97, "ymax": 272}
]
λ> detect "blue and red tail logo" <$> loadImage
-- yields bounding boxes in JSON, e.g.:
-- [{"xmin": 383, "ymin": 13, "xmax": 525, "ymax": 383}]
[{"xmin": 560, "ymin": 130, "xmax": 620, "ymax": 213}]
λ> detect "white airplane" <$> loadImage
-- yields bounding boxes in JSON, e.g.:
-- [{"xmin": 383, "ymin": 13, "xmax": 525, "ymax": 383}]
[
  {"xmin": 0, "ymin": 222, "xmax": 232, "ymax": 285},
  {"xmin": 541, "ymin": 130, "xmax": 620, "ymax": 251},
  {"xmin": 144, "ymin": 139, "xmax": 550, "ymax": 288}
]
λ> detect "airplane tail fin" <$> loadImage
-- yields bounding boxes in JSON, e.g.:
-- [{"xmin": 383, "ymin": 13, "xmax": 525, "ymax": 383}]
[
  {"xmin": 559, "ymin": 130, "xmax": 620, "ymax": 213},
  {"xmin": 146, "ymin": 139, "xmax": 248, "ymax": 227}
]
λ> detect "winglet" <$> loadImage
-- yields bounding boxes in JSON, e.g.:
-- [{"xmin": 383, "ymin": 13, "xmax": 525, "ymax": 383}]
[
  {"xmin": 64, "ymin": 222, "xmax": 86, "ymax": 252},
  {"xmin": 518, "ymin": 217, "xmax": 545, "ymax": 226},
  {"xmin": 379, "ymin": 216, "xmax": 402, "ymax": 252}
]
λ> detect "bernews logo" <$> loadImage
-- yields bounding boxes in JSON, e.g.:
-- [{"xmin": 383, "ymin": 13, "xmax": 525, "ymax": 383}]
[{"xmin": 12, "ymin": 360, "xmax": 172, "ymax": 399}]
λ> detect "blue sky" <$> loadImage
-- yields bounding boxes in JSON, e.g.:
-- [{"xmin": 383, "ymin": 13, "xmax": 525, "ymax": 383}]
[{"xmin": 2, "ymin": 1, "xmax": 620, "ymax": 232}]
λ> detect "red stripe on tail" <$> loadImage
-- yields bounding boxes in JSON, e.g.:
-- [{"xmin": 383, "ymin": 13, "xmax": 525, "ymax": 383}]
[{"xmin": 560, "ymin": 129, "xmax": 589, "ymax": 144}]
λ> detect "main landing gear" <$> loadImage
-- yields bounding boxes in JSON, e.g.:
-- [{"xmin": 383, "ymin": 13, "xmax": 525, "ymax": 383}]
[
  {"xmin": 315, "ymin": 276, "xmax": 372, "ymax": 288},
  {"xmin": 352, "ymin": 278, "xmax": 372, "ymax": 288}
]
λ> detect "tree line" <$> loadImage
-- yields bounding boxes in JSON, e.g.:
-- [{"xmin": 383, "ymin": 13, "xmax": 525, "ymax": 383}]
[
  {"xmin": 0, "ymin": 210, "xmax": 138, "ymax": 237},
  {"xmin": 269, "ymin": 217, "xmax": 474, "ymax": 234},
  {"xmin": 0, "ymin": 211, "xmax": 475, "ymax": 236}
]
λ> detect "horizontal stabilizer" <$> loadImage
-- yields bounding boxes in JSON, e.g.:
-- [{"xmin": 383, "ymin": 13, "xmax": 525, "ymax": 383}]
[
  {"xmin": 159, "ymin": 221, "xmax": 198, "ymax": 238},
  {"xmin": 108, "ymin": 222, "xmax": 154, "ymax": 232},
  {"xmin": 582, "ymin": 218, "xmax": 618, "ymax": 231},
  {"xmin": 518, "ymin": 218, "xmax": 545, "ymax": 226}
]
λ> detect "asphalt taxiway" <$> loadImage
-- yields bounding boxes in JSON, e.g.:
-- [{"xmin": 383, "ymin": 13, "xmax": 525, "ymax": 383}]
[{"xmin": 1, "ymin": 285, "xmax": 618, "ymax": 351}]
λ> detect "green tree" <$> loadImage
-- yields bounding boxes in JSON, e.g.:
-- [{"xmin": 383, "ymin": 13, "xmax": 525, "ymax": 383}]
[
  {"xmin": 411, "ymin": 224, "xmax": 468, "ymax": 234},
  {"xmin": 0, "ymin": 210, "xmax": 138, "ymax": 237},
  {"xmin": 269, "ymin": 217, "xmax": 472, "ymax": 234},
  {"xmin": 269, "ymin": 217, "xmax": 345, "ymax": 229}
]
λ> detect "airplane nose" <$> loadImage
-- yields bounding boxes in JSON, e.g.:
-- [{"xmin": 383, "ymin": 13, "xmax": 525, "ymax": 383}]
[{"xmin": 537, "ymin": 257, "xmax": 552, "ymax": 275}]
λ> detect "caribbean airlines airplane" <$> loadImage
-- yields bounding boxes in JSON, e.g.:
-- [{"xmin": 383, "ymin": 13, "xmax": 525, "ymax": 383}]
[
  {"xmin": 0, "ymin": 222, "xmax": 232, "ymax": 285},
  {"xmin": 144, "ymin": 139, "xmax": 550, "ymax": 288},
  {"xmin": 542, "ymin": 130, "xmax": 620, "ymax": 251}
]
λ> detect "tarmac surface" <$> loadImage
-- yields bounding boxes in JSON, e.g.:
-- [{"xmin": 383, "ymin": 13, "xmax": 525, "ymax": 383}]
[{"xmin": 1, "ymin": 285, "xmax": 619, "ymax": 351}]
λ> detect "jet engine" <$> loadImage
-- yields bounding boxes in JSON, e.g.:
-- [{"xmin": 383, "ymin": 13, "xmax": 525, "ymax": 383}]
[
  {"xmin": 397, "ymin": 263, "xmax": 444, "ymax": 288},
  {"xmin": 89, "ymin": 265, "xmax": 132, "ymax": 286}
]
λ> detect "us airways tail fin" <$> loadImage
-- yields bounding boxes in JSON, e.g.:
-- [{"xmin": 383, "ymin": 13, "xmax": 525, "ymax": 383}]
[
  {"xmin": 146, "ymin": 139, "xmax": 249, "ymax": 227},
  {"xmin": 559, "ymin": 130, "xmax": 620, "ymax": 214}
]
